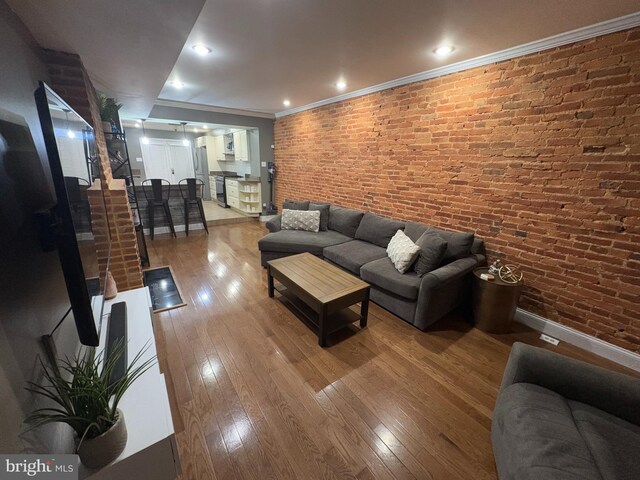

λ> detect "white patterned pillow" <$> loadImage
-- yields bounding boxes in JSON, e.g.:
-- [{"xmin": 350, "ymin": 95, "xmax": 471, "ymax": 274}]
[
  {"xmin": 386, "ymin": 230, "xmax": 421, "ymax": 273},
  {"xmin": 281, "ymin": 209, "xmax": 320, "ymax": 232}
]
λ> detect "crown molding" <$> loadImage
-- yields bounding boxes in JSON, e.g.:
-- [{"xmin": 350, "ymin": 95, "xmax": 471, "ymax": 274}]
[
  {"xmin": 275, "ymin": 11, "xmax": 640, "ymax": 119},
  {"xmin": 155, "ymin": 99, "xmax": 275, "ymax": 119}
]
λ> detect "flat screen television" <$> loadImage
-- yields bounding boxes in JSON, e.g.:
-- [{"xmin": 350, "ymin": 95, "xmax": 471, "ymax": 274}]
[{"xmin": 34, "ymin": 82, "xmax": 110, "ymax": 346}]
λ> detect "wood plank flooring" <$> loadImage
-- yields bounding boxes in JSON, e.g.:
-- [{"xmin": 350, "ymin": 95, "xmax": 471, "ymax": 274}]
[{"xmin": 146, "ymin": 221, "xmax": 636, "ymax": 480}]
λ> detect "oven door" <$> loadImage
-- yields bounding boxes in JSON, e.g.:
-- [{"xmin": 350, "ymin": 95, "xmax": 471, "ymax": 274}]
[{"xmin": 215, "ymin": 176, "xmax": 227, "ymax": 207}]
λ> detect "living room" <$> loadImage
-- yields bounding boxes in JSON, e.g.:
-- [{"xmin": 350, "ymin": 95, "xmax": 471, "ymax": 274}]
[{"xmin": 1, "ymin": 1, "xmax": 639, "ymax": 479}]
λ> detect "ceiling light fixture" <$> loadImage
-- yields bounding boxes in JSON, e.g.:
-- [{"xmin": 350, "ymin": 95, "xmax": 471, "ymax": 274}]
[
  {"xmin": 335, "ymin": 80, "xmax": 347, "ymax": 90},
  {"xmin": 192, "ymin": 44, "xmax": 212, "ymax": 56},
  {"xmin": 283, "ymin": 99, "xmax": 291, "ymax": 107},
  {"xmin": 202, "ymin": 124, "xmax": 208, "ymax": 130},
  {"xmin": 169, "ymin": 80, "xmax": 185, "ymax": 89},
  {"xmin": 434, "ymin": 45, "xmax": 455, "ymax": 57},
  {"xmin": 181, "ymin": 122, "xmax": 189, "ymax": 146},
  {"xmin": 141, "ymin": 119, "xmax": 149, "ymax": 144}
]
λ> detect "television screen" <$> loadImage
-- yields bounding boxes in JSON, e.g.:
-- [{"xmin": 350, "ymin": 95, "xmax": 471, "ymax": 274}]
[{"xmin": 34, "ymin": 82, "xmax": 110, "ymax": 346}]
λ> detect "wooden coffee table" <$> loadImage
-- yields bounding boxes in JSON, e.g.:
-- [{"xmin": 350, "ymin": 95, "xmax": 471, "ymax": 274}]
[{"xmin": 267, "ymin": 253, "xmax": 370, "ymax": 347}]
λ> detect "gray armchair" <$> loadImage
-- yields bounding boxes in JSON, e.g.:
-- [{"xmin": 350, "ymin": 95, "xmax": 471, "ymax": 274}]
[{"xmin": 492, "ymin": 342, "xmax": 640, "ymax": 480}]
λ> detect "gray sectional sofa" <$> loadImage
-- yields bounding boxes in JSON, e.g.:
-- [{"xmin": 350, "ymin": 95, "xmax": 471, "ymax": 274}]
[
  {"xmin": 258, "ymin": 202, "xmax": 486, "ymax": 330},
  {"xmin": 493, "ymin": 343, "xmax": 640, "ymax": 480}
]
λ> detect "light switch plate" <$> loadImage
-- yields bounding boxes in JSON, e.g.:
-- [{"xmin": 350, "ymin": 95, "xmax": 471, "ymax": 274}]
[
  {"xmin": 261, "ymin": 161, "xmax": 267, "ymax": 167},
  {"xmin": 540, "ymin": 333, "xmax": 560, "ymax": 346},
  {"xmin": 136, "ymin": 157, "xmax": 143, "ymax": 162}
]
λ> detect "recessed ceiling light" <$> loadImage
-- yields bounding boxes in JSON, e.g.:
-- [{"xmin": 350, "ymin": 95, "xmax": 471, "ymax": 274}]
[
  {"xmin": 434, "ymin": 45, "xmax": 455, "ymax": 57},
  {"xmin": 202, "ymin": 125, "xmax": 208, "ymax": 129},
  {"xmin": 192, "ymin": 44, "xmax": 212, "ymax": 56},
  {"xmin": 283, "ymin": 99, "xmax": 291, "ymax": 107},
  {"xmin": 336, "ymin": 80, "xmax": 347, "ymax": 90},
  {"xmin": 169, "ymin": 80, "xmax": 184, "ymax": 89}
]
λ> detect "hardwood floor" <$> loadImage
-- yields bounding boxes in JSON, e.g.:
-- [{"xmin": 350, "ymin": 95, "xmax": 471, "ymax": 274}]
[{"xmin": 146, "ymin": 221, "xmax": 635, "ymax": 480}]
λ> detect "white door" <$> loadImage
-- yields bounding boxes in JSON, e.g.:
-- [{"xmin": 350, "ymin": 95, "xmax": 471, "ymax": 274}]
[
  {"xmin": 141, "ymin": 138, "xmax": 194, "ymax": 183},
  {"xmin": 167, "ymin": 142, "xmax": 195, "ymax": 182},
  {"xmin": 141, "ymin": 139, "xmax": 171, "ymax": 181}
]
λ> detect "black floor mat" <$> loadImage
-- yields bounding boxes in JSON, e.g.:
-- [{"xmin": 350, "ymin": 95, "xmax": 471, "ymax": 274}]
[{"xmin": 143, "ymin": 266, "xmax": 185, "ymax": 312}]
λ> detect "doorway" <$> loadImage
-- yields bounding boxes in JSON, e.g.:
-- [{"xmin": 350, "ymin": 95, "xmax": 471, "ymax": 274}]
[{"xmin": 140, "ymin": 138, "xmax": 194, "ymax": 184}]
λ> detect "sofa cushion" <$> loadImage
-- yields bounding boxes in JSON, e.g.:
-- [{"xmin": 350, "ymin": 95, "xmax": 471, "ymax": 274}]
[
  {"xmin": 258, "ymin": 230, "xmax": 352, "ymax": 256},
  {"xmin": 569, "ymin": 400, "xmax": 640, "ymax": 480},
  {"xmin": 360, "ymin": 258, "xmax": 421, "ymax": 300},
  {"xmin": 283, "ymin": 199, "xmax": 309, "ymax": 210},
  {"xmin": 323, "ymin": 240, "xmax": 387, "ymax": 274},
  {"xmin": 281, "ymin": 209, "xmax": 320, "ymax": 232},
  {"xmin": 404, "ymin": 222, "xmax": 474, "ymax": 264},
  {"xmin": 328, "ymin": 206, "xmax": 364, "ymax": 238},
  {"xmin": 355, "ymin": 212, "xmax": 405, "ymax": 248},
  {"xmin": 386, "ymin": 230, "xmax": 421, "ymax": 274},
  {"xmin": 414, "ymin": 231, "xmax": 448, "ymax": 277},
  {"xmin": 309, "ymin": 202, "xmax": 330, "ymax": 231},
  {"xmin": 492, "ymin": 382, "xmax": 601, "ymax": 480}
]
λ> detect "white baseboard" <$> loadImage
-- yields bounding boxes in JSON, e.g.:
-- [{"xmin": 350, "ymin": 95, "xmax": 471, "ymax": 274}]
[{"xmin": 514, "ymin": 308, "xmax": 640, "ymax": 372}]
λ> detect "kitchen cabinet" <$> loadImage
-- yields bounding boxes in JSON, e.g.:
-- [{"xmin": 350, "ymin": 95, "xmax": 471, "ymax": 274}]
[
  {"xmin": 212, "ymin": 135, "xmax": 225, "ymax": 162},
  {"xmin": 233, "ymin": 130, "xmax": 249, "ymax": 162},
  {"xmin": 226, "ymin": 178, "xmax": 261, "ymax": 216}
]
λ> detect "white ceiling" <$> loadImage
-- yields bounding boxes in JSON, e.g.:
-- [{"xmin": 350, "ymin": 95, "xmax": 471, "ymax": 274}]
[
  {"xmin": 8, "ymin": 0, "xmax": 640, "ymax": 117},
  {"xmin": 6, "ymin": 0, "xmax": 206, "ymax": 118}
]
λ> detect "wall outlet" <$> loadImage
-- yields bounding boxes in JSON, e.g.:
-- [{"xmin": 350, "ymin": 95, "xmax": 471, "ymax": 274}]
[
  {"xmin": 262, "ymin": 203, "xmax": 267, "ymax": 207},
  {"xmin": 540, "ymin": 333, "xmax": 560, "ymax": 346},
  {"xmin": 136, "ymin": 157, "xmax": 143, "ymax": 163}
]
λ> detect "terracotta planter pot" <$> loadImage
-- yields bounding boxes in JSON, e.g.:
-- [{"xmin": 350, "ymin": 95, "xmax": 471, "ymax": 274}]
[{"xmin": 77, "ymin": 409, "xmax": 127, "ymax": 469}]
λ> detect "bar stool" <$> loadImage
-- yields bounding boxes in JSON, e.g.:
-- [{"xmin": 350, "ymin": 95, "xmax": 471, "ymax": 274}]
[
  {"xmin": 178, "ymin": 178, "xmax": 209, "ymax": 235},
  {"xmin": 142, "ymin": 179, "xmax": 176, "ymax": 239},
  {"xmin": 64, "ymin": 176, "xmax": 91, "ymax": 228}
]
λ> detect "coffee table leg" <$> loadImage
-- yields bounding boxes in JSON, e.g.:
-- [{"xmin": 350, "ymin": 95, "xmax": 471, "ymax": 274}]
[
  {"xmin": 360, "ymin": 289, "xmax": 370, "ymax": 328},
  {"xmin": 267, "ymin": 266, "xmax": 275, "ymax": 298},
  {"xmin": 318, "ymin": 306, "xmax": 327, "ymax": 347}
]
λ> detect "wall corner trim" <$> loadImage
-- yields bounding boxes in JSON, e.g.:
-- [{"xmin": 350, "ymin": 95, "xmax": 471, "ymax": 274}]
[
  {"xmin": 514, "ymin": 308, "xmax": 640, "ymax": 372},
  {"xmin": 275, "ymin": 11, "xmax": 640, "ymax": 119}
]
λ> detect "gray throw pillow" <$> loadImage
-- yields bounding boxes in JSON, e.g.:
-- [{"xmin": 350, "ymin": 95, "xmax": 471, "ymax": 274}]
[
  {"xmin": 283, "ymin": 199, "xmax": 309, "ymax": 210},
  {"xmin": 328, "ymin": 206, "xmax": 364, "ymax": 238},
  {"xmin": 309, "ymin": 202, "xmax": 330, "ymax": 231},
  {"xmin": 281, "ymin": 209, "xmax": 320, "ymax": 232},
  {"xmin": 355, "ymin": 212, "xmax": 405, "ymax": 248},
  {"xmin": 414, "ymin": 231, "xmax": 448, "ymax": 276}
]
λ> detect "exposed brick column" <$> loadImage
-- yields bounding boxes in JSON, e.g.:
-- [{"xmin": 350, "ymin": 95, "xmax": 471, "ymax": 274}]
[
  {"xmin": 44, "ymin": 50, "xmax": 143, "ymax": 291},
  {"xmin": 88, "ymin": 181, "xmax": 143, "ymax": 290}
]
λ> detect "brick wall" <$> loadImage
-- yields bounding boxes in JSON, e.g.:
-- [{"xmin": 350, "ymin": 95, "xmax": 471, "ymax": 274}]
[
  {"xmin": 44, "ymin": 50, "xmax": 143, "ymax": 291},
  {"xmin": 274, "ymin": 28, "xmax": 640, "ymax": 352}
]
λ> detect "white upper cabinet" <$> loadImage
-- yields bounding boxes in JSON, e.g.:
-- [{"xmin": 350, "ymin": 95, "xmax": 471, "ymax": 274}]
[
  {"xmin": 213, "ymin": 135, "xmax": 225, "ymax": 162},
  {"xmin": 233, "ymin": 130, "xmax": 249, "ymax": 162}
]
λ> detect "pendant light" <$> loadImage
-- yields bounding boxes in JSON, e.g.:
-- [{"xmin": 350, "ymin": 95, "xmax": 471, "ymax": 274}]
[
  {"xmin": 141, "ymin": 119, "xmax": 149, "ymax": 144},
  {"xmin": 180, "ymin": 122, "xmax": 189, "ymax": 146}
]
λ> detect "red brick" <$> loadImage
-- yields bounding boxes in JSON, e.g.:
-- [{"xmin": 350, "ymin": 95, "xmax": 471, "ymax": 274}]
[{"xmin": 274, "ymin": 26, "xmax": 640, "ymax": 352}]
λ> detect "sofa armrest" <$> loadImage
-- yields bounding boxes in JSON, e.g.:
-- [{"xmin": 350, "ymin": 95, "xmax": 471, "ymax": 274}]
[
  {"xmin": 413, "ymin": 256, "xmax": 479, "ymax": 330},
  {"xmin": 265, "ymin": 214, "xmax": 282, "ymax": 232},
  {"xmin": 421, "ymin": 256, "xmax": 479, "ymax": 290},
  {"xmin": 500, "ymin": 342, "xmax": 640, "ymax": 425}
]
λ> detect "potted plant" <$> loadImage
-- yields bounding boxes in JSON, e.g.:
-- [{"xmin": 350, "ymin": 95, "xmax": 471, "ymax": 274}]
[
  {"xmin": 25, "ymin": 341, "xmax": 156, "ymax": 469},
  {"xmin": 96, "ymin": 92, "xmax": 123, "ymax": 133}
]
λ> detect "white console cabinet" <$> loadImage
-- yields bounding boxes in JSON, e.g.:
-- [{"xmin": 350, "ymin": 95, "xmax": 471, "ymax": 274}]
[{"xmin": 79, "ymin": 287, "xmax": 180, "ymax": 480}]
